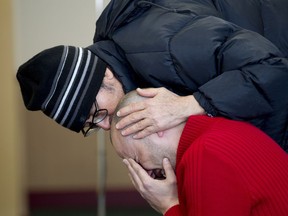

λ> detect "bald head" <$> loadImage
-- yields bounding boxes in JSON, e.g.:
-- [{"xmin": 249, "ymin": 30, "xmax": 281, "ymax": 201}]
[
  {"xmin": 112, "ymin": 90, "xmax": 145, "ymax": 127},
  {"xmin": 110, "ymin": 91, "xmax": 148, "ymax": 159},
  {"xmin": 110, "ymin": 90, "xmax": 183, "ymax": 172}
]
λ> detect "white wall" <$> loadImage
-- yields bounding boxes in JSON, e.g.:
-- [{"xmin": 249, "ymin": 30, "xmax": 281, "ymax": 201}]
[{"xmin": 13, "ymin": 0, "xmax": 98, "ymax": 65}]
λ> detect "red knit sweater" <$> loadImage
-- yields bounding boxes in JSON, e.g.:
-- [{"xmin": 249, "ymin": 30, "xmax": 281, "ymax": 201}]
[{"xmin": 165, "ymin": 116, "xmax": 288, "ymax": 216}]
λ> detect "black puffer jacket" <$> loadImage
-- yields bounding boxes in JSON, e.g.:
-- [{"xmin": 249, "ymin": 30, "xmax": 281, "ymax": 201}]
[{"xmin": 88, "ymin": 0, "xmax": 288, "ymax": 150}]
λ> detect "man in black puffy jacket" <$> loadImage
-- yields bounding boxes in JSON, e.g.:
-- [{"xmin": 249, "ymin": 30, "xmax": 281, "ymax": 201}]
[
  {"xmin": 17, "ymin": 0, "xmax": 288, "ymax": 150},
  {"xmin": 90, "ymin": 0, "xmax": 288, "ymax": 149}
]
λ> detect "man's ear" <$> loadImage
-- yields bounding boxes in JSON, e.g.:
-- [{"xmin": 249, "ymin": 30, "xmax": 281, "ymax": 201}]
[
  {"xmin": 157, "ymin": 131, "xmax": 164, "ymax": 137},
  {"xmin": 104, "ymin": 68, "xmax": 114, "ymax": 80}
]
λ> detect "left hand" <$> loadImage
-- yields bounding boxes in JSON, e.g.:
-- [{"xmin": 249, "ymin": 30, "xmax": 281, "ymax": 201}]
[
  {"xmin": 123, "ymin": 158, "xmax": 179, "ymax": 214},
  {"xmin": 116, "ymin": 87, "xmax": 205, "ymax": 139}
]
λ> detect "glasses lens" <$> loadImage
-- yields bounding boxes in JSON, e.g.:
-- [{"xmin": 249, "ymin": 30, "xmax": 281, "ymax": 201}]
[
  {"xmin": 82, "ymin": 126, "xmax": 100, "ymax": 137},
  {"xmin": 82, "ymin": 109, "xmax": 108, "ymax": 137},
  {"xmin": 92, "ymin": 110, "xmax": 108, "ymax": 124}
]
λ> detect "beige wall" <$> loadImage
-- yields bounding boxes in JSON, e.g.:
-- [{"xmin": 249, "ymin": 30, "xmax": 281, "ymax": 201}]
[
  {"xmin": 0, "ymin": 0, "xmax": 26, "ymax": 215},
  {"xmin": 12, "ymin": 0, "xmax": 132, "ymax": 197}
]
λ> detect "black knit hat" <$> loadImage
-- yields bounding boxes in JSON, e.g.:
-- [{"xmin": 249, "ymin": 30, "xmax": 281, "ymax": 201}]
[{"xmin": 16, "ymin": 45, "xmax": 107, "ymax": 132}]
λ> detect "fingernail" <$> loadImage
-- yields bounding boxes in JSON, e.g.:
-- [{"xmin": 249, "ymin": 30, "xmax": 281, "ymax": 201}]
[
  {"xmin": 123, "ymin": 159, "xmax": 128, "ymax": 165},
  {"xmin": 116, "ymin": 111, "xmax": 120, "ymax": 117}
]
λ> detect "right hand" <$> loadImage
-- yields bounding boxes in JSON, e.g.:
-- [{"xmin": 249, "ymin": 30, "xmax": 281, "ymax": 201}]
[{"xmin": 123, "ymin": 158, "xmax": 179, "ymax": 214}]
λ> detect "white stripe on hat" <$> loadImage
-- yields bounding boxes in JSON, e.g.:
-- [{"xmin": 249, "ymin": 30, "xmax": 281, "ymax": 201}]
[
  {"xmin": 52, "ymin": 47, "xmax": 84, "ymax": 120},
  {"xmin": 50, "ymin": 46, "xmax": 79, "ymax": 118},
  {"xmin": 60, "ymin": 50, "xmax": 92, "ymax": 125},
  {"xmin": 42, "ymin": 45, "xmax": 69, "ymax": 110},
  {"xmin": 67, "ymin": 54, "xmax": 98, "ymax": 128}
]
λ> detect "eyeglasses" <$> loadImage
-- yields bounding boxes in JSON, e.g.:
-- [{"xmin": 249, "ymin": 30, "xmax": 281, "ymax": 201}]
[{"xmin": 81, "ymin": 101, "xmax": 108, "ymax": 137}]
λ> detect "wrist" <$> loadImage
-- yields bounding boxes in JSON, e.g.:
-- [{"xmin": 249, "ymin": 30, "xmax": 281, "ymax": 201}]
[{"xmin": 183, "ymin": 95, "xmax": 205, "ymax": 116}]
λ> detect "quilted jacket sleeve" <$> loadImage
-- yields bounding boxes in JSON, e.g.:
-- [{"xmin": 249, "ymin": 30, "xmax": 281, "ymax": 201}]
[
  {"xmin": 195, "ymin": 29, "xmax": 288, "ymax": 118},
  {"xmin": 170, "ymin": 15, "xmax": 288, "ymax": 143},
  {"xmin": 174, "ymin": 17, "xmax": 288, "ymax": 115}
]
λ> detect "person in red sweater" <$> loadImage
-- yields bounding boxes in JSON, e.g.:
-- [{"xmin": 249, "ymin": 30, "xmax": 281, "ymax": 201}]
[{"xmin": 110, "ymin": 91, "xmax": 288, "ymax": 216}]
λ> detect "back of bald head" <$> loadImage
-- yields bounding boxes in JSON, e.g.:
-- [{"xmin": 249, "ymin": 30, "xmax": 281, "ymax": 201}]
[{"xmin": 112, "ymin": 90, "xmax": 145, "ymax": 127}]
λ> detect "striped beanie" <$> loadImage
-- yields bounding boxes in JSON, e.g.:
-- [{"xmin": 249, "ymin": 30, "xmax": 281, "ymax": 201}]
[{"xmin": 16, "ymin": 45, "xmax": 106, "ymax": 132}]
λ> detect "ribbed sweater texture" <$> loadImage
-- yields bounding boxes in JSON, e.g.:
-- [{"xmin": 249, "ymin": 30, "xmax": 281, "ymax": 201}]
[{"xmin": 165, "ymin": 116, "xmax": 288, "ymax": 216}]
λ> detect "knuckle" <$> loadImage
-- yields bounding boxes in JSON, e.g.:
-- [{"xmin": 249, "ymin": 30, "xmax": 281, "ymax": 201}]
[
  {"xmin": 130, "ymin": 113, "xmax": 140, "ymax": 122},
  {"xmin": 130, "ymin": 103, "xmax": 137, "ymax": 111},
  {"xmin": 132, "ymin": 102, "xmax": 145, "ymax": 111},
  {"xmin": 135, "ymin": 123, "xmax": 143, "ymax": 130},
  {"xmin": 146, "ymin": 126, "xmax": 154, "ymax": 133},
  {"xmin": 170, "ymin": 178, "xmax": 177, "ymax": 184},
  {"xmin": 131, "ymin": 120, "xmax": 146, "ymax": 131},
  {"xmin": 142, "ymin": 183, "xmax": 152, "ymax": 192},
  {"xmin": 138, "ymin": 185, "xmax": 145, "ymax": 193}
]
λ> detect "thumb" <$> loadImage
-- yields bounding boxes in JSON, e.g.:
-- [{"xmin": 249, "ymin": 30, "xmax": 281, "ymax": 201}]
[
  {"xmin": 162, "ymin": 158, "xmax": 175, "ymax": 180},
  {"xmin": 136, "ymin": 87, "xmax": 158, "ymax": 98}
]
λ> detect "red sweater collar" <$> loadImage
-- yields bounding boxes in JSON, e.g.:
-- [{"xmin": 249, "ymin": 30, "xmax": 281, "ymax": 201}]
[{"xmin": 176, "ymin": 116, "xmax": 220, "ymax": 167}]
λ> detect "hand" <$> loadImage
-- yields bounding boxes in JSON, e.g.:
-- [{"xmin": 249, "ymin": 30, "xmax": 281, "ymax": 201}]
[
  {"xmin": 116, "ymin": 87, "xmax": 205, "ymax": 138},
  {"xmin": 123, "ymin": 158, "xmax": 179, "ymax": 214}
]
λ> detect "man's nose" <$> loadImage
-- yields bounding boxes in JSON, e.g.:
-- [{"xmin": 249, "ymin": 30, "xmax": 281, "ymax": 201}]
[{"xmin": 97, "ymin": 116, "xmax": 111, "ymax": 130}]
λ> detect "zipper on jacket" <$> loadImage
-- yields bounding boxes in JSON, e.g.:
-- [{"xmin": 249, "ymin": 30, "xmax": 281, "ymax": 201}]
[
  {"xmin": 137, "ymin": 0, "xmax": 197, "ymax": 15},
  {"xmin": 109, "ymin": 0, "xmax": 196, "ymax": 36},
  {"xmin": 109, "ymin": 0, "xmax": 152, "ymax": 35}
]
